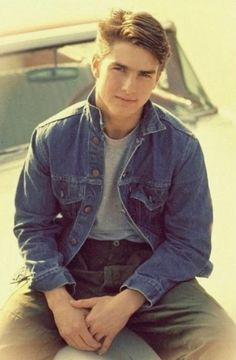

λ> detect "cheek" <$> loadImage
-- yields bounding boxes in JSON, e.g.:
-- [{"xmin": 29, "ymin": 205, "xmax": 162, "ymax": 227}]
[
  {"xmin": 137, "ymin": 81, "xmax": 156, "ymax": 97},
  {"xmin": 96, "ymin": 77, "xmax": 108, "ymax": 96},
  {"xmin": 99, "ymin": 72, "xmax": 119, "ymax": 92}
]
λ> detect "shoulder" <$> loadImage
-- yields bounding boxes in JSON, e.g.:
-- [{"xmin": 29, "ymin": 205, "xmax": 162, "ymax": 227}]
[
  {"xmin": 149, "ymin": 103, "xmax": 202, "ymax": 164},
  {"xmin": 152, "ymin": 102, "xmax": 196, "ymax": 140},
  {"xmin": 36, "ymin": 100, "xmax": 87, "ymax": 131},
  {"xmin": 30, "ymin": 101, "xmax": 89, "ymax": 155}
]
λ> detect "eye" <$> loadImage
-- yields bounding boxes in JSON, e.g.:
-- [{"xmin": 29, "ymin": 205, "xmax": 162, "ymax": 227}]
[
  {"xmin": 140, "ymin": 72, "xmax": 151, "ymax": 78},
  {"xmin": 113, "ymin": 66, "xmax": 125, "ymax": 72}
]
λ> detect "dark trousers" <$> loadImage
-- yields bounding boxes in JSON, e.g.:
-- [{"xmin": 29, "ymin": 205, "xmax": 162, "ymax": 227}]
[{"xmin": 0, "ymin": 239, "xmax": 235, "ymax": 359}]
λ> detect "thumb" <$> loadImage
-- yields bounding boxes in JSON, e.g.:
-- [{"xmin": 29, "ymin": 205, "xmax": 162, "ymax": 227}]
[{"xmin": 70, "ymin": 297, "xmax": 98, "ymax": 309}]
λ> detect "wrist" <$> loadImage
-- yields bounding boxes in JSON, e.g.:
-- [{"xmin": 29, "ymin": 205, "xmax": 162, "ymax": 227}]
[
  {"xmin": 118, "ymin": 288, "xmax": 146, "ymax": 315},
  {"xmin": 44, "ymin": 286, "xmax": 72, "ymax": 310}
]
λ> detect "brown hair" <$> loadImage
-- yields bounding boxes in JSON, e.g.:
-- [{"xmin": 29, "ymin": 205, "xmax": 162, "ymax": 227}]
[{"xmin": 96, "ymin": 9, "xmax": 171, "ymax": 71}]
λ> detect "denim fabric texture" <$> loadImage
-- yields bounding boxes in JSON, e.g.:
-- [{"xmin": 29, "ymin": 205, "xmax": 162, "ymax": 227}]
[{"xmin": 14, "ymin": 89, "xmax": 213, "ymax": 306}]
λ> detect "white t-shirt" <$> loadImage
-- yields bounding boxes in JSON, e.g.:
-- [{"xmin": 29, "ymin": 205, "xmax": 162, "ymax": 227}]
[{"xmin": 89, "ymin": 127, "xmax": 144, "ymax": 243}]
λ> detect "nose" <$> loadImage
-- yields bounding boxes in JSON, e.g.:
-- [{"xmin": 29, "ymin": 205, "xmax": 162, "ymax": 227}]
[{"xmin": 122, "ymin": 73, "xmax": 136, "ymax": 94}]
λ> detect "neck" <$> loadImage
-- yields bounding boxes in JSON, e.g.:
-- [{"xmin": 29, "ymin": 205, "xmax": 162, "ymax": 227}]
[
  {"xmin": 95, "ymin": 93, "xmax": 143, "ymax": 139},
  {"xmin": 104, "ymin": 115, "xmax": 140, "ymax": 139},
  {"xmin": 95, "ymin": 95, "xmax": 142, "ymax": 139}
]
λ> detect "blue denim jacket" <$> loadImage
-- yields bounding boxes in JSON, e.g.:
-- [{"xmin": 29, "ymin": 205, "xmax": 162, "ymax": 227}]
[{"xmin": 14, "ymin": 90, "xmax": 213, "ymax": 306}]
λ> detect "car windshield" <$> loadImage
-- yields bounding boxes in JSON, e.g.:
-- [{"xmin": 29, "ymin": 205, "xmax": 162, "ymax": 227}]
[
  {"xmin": 0, "ymin": 42, "xmax": 95, "ymax": 152},
  {"xmin": 0, "ymin": 31, "xmax": 216, "ymax": 153}
]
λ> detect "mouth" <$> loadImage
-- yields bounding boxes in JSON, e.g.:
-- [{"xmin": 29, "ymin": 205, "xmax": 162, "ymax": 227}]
[{"xmin": 115, "ymin": 96, "xmax": 137, "ymax": 103}]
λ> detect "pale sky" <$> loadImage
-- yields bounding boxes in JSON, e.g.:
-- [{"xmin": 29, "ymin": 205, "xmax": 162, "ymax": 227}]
[{"xmin": 0, "ymin": 0, "xmax": 146, "ymax": 34}]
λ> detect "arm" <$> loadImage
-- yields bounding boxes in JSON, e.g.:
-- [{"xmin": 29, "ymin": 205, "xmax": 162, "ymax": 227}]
[
  {"xmin": 122, "ymin": 137, "xmax": 213, "ymax": 306},
  {"xmin": 14, "ymin": 127, "xmax": 75, "ymax": 291},
  {"xmin": 14, "ymin": 131, "xmax": 101, "ymax": 350}
]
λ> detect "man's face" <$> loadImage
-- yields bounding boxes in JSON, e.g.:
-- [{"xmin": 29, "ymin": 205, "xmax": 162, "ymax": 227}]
[{"xmin": 91, "ymin": 41, "xmax": 161, "ymax": 122}]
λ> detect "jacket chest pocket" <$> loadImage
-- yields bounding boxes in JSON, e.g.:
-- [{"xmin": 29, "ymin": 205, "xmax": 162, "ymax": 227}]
[
  {"xmin": 52, "ymin": 177, "xmax": 85, "ymax": 219},
  {"xmin": 127, "ymin": 184, "xmax": 169, "ymax": 231}
]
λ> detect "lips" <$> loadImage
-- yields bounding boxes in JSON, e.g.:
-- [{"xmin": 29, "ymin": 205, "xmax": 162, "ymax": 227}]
[{"xmin": 115, "ymin": 96, "xmax": 137, "ymax": 102}]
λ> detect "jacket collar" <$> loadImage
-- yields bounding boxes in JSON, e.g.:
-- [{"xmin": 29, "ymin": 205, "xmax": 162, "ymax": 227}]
[{"xmin": 85, "ymin": 87, "xmax": 166, "ymax": 137}]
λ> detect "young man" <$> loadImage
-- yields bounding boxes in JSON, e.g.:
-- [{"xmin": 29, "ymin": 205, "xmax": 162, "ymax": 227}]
[{"xmin": 0, "ymin": 9, "xmax": 235, "ymax": 360}]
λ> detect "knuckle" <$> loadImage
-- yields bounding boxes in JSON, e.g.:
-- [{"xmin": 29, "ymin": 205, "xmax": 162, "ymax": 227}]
[{"xmin": 86, "ymin": 317, "xmax": 92, "ymax": 326}]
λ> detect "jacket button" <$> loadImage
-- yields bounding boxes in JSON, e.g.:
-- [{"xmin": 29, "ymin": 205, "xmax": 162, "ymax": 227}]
[
  {"xmin": 84, "ymin": 205, "xmax": 92, "ymax": 214},
  {"xmin": 70, "ymin": 238, "xmax": 78, "ymax": 245},
  {"xmin": 92, "ymin": 169, "xmax": 100, "ymax": 177},
  {"xmin": 92, "ymin": 137, "xmax": 100, "ymax": 145}
]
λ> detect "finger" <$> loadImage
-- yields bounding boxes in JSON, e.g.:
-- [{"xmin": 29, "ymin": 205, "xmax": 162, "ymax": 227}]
[
  {"xmin": 97, "ymin": 336, "xmax": 113, "ymax": 355},
  {"xmin": 80, "ymin": 308, "xmax": 90, "ymax": 316},
  {"xmin": 80, "ymin": 324, "xmax": 101, "ymax": 349},
  {"xmin": 87, "ymin": 324, "xmax": 97, "ymax": 337},
  {"xmin": 70, "ymin": 298, "xmax": 98, "ymax": 309},
  {"xmin": 66, "ymin": 334, "xmax": 97, "ymax": 351},
  {"xmin": 59, "ymin": 328, "xmax": 95, "ymax": 352},
  {"xmin": 95, "ymin": 333, "xmax": 105, "ymax": 342}
]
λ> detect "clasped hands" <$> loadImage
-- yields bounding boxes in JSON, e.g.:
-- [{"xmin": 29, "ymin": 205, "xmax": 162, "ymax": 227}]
[
  {"xmin": 50, "ymin": 287, "xmax": 145, "ymax": 355},
  {"xmin": 70, "ymin": 294, "xmax": 131, "ymax": 355}
]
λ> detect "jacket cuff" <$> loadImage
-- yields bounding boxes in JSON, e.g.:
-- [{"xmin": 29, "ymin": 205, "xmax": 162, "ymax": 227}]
[
  {"xmin": 29, "ymin": 266, "xmax": 76, "ymax": 293},
  {"xmin": 120, "ymin": 274, "xmax": 166, "ymax": 307}
]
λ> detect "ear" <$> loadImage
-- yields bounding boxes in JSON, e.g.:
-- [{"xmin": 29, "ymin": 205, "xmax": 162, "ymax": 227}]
[{"xmin": 91, "ymin": 55, "xmax": 101, "ymax": 79}]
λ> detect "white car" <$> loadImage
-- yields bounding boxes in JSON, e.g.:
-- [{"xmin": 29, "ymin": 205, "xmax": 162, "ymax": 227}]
[{"xmin": 0, "ymin": 19, "xmax": 235, "ymax": 359}]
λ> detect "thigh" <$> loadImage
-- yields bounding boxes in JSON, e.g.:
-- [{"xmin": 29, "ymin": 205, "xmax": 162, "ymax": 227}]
[
  {"xmin": 0, "ymin": 281, "xmax": 64, "ymax": 360},
  {"xmin": 128, "ymin": 279, "xmax": 236, "ymax": 360}
]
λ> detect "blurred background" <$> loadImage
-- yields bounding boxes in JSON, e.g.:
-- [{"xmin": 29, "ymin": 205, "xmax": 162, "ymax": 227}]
[
  {"xmin": 1, "ymin": 0, "xmax": 235, "ymax": 115},
  {"xmin": 0, "ymin": 0, "xmax": 235, "ymax": 321}
]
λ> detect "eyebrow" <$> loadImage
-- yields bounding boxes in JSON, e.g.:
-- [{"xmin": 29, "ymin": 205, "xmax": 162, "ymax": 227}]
[{"xmin": 111, "ymin": 62, "xmax": 157, "ymax": 75}]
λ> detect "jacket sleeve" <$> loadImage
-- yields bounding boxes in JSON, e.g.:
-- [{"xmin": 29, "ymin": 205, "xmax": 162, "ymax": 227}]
[
  {"xmin": 121, "ymin": 136, "xmax": 213, "ymax": 306},
  {"xmin": 14, "ymin": 127, "xmax": 76, "ymax": 292}
]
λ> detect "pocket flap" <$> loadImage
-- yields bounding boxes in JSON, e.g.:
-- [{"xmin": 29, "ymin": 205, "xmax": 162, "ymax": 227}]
[
  {"xmin": 130, "ymin": 185, "xmax": 168, "ymax": 211},
  {"xmin": 52, "ymin": 176, "xmax": 85, "ymax": 204}
]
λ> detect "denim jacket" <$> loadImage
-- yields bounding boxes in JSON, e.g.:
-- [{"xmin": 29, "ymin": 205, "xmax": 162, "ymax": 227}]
[{"xmin": 14, "ymin": 90, "xmax": 213, "ymax": 306}]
